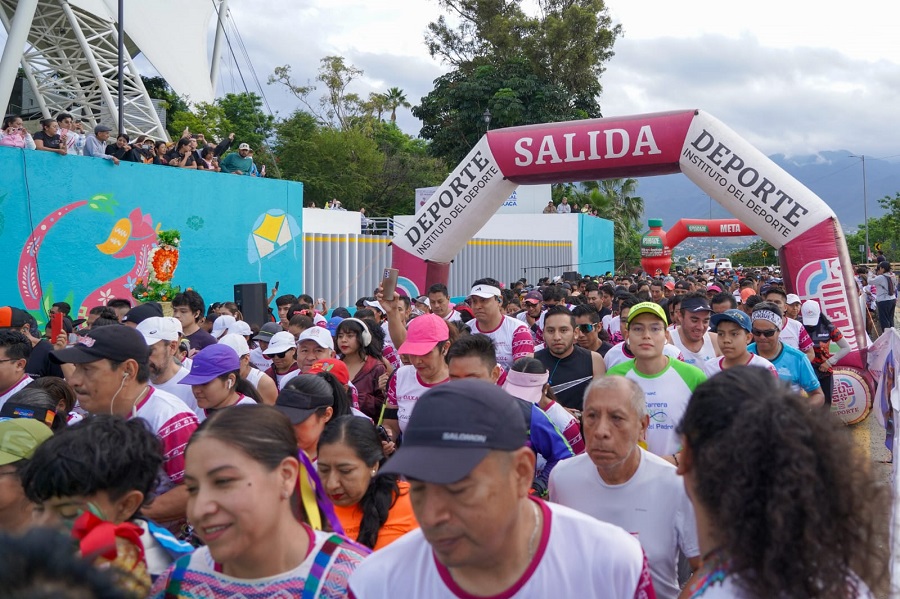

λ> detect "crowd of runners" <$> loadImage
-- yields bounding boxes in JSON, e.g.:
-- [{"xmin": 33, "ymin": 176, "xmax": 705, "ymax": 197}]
[{"xmin": 0, "ymin": 263, "xmax": 890, "ymax": 598}]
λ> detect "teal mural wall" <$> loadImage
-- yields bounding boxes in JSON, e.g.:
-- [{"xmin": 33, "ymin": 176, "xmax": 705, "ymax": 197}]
[
  {"xmin": 0, "ymin": 147, "xmax": 303, "ymax": 323},
  {"xmin": 578, "ymin": 214, "xmax": 615, "ymax": 275}
]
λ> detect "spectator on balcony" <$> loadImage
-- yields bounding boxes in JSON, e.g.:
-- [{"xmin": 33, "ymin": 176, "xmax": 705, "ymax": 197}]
[
  {"xmin": 556, "ymin": 196, "xmax": 572, "ymax": 214},
  {"xmin": 166, "ymin": 138, "xmax": 197, "ymax": 169},
  {"xmin": 0, "ymin": 115, "xmax": 35, "ymax": 149},
  {"xmin": 361, "ymin": 207, "xmax": 373, "ymax": 232},
  {"xmin": 152, "ymin": 140, "xmax": 169, "ymax": 165},
  {"xmin": 32, "ymin": 119, "xmax": 66, "ymax": 155},
  {"xmin": 56, "ymin": 113, "xmax": 85, "ymax": 155},
  {"xmin": 83, "ymin": 125, "xmax": 119, "ymax": 165},
  {"xmin": 197, "ymin": 146, "xmax": 220, "ymax": 171},
  {"xmin": 220, "ymin": 142, "xmax": 253, "ymax": 175},
  {"xmin": 132, "ymin": 136, "xmax": 155, "ymax": 164},
  {"xmin": 105, "ymin": 133, "xmax": 142, "ymax": 163}
]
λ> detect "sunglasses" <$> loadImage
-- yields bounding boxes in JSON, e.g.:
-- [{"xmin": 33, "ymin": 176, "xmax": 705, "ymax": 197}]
[
  {"xmin": 271, "ymin": 350, "xmax": 292, "ymax": 358},
  {"xmin": 751, "ymin": 328, "xmax": 777, "ymax": 338},
  {"xmin": 576, "ymin": 323, "xmax": 596, "ymax": 334}
]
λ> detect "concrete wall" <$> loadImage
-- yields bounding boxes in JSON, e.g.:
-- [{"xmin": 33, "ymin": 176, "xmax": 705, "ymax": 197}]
[{"xmin": 0, "ymin": 147, "xmax": 304, "ymax": 322}]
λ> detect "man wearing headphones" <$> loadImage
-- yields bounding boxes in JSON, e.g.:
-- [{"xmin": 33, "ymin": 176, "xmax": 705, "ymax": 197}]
[{"xmin": 51, "ymin": 325, "xmax": 199, "ymax": 534}]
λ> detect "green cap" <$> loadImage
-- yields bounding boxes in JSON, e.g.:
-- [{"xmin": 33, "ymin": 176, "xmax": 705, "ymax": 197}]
[
  {"xmin": 626, "ymin": 301, "xmax": 668, "ymax": 325},
  {"xmin": 648, "ymin": 219, "xmax": 664, "ymax": 228},
  {"xmin": 0, "ymin": 418, "xmax": 53, "ymax": 466}
]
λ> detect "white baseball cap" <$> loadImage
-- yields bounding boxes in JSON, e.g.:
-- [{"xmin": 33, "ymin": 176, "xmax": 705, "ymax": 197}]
[
  {"xmin": 136, "ymin": 316, "xmax": 182, "ymax": 345},
  {"xmin": 228, "ymin": 320, "xmax": 253, "ymax": 336},
  {"xmin": 218, "ymin": 333, "xmax": 250, "ymax": 357},
  {"xmin": 212, "ymin": 315, "xmax": 236, "ymax": 338},
  {"xmin": 801, "ymin": 300, "xmax": 821, "ymax": 326},
  {"xmin": 297, "ymin": 326, "xmax": 335, "ymax": 350},
  {"xmin": 786, "ymin": 293, "xmax": 802, "ymax": 305},
  {"xmin": 263, "ymin": 331, "xmax": 297, "ymax": 355},
  {"xmin": 364, "ymin": 300, "xmax": 386, "ymax": 314}
]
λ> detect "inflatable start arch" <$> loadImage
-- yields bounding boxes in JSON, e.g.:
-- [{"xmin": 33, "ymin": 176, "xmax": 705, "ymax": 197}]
[{"xmin": 391, "ymin": 110, "xmax": 870, "ymax": 414}]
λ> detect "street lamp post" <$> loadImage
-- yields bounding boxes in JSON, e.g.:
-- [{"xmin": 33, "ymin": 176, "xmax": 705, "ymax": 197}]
[
  {"xmin": 482, "ymin": 108, "xmax": 492, "ymax": 132},
  {"xmin": 850, "ymin": 154, "xmax": 869, "ymax": 260}
]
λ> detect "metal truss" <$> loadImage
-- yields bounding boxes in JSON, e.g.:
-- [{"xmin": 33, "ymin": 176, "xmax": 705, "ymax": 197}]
[{"xmin": 0, "ymin": 0, "xmax": 167, "ymax": 140}]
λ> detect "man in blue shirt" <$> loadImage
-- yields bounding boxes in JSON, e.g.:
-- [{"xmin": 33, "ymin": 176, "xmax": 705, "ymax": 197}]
[
  {"xmin": 83, "ymin": 125, "xmax": 119, "ymax": 165},
  {"xmin": 748, "ymin": 302, "xmax": 824, "ymax": 407}
]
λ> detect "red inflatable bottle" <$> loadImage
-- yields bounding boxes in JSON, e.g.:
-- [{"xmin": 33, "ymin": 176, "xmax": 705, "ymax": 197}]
[{"xmin": 640, "ymin": 219, "xmax": 672, "ymax": 275}]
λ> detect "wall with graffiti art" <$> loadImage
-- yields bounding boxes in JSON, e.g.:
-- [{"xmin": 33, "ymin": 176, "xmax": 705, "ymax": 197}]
[{"xmin": 0, "ymin": 147, "xmax": 304, "ymax": 323}]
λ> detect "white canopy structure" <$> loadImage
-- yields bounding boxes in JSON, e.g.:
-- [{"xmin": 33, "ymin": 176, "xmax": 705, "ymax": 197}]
[{"xmin": 0, "ymin": 0, "xmax": 222, "ymax": 140}]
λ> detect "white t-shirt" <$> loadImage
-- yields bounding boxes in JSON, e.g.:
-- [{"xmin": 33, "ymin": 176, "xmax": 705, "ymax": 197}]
[
  {"xmin": 442, "ymin": 309, "xmax": 462, "ymax": 323},
  {"xmin": 155, "ymin": 367, "xmax": 199, "ymax": 414},
  {"xmin": 386, "ymin": 365, "xmax": 449, "ymax": 433},
  {"xmin": 604, "ymin": 342, "xmax": 683, "ymax": 370},
  {"xmin": 196, "ymin": 394, "xmax": 258, "ymax": 423},
  {"xmin": 606, "ymin": 358, "xmax": 707, "ymax": 456},
  {"xmin": 779, "ymin": 317, "xmax": 813, "ymax": 352},
  {"xmin": 245, "ymin": 367, "xmax": 264, "ymax": 390},
  {"xmin": 473, "ymin": 315, "xmax": 535, "ymax": 370},
  {"xmin": 549, "ymin": 450, "xmax": 699, "ymax": 599},
  {"xmin": 276, "ymin": 369, "xmax": 300, "ymax": 390},
  {"xmin": 249, "ymin": 346, "xmax": 272, "ymax": 372},
  {"xmin": 702, "ymin": 354, "xmax": 778, "ymax": 378},
  {"xmin": 0, "ymin": 375, "xmax": 33, "ymax": 411},
  {"xmin": 348, "ymin": 499, "xmax": 654, "ymax": 598},
  {"xmin": 671, "ymin": 330, "xmax": 718, "ymax": 368}
]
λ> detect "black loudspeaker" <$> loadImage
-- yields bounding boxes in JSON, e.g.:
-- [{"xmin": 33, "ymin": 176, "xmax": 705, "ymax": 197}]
[
  {"xmin": 234, "ymin": 283, "xmax": 268, "ymax": 328},
  {"xmin": 562, "ymin": 271, "xmax": 580, "ymax": 282}
]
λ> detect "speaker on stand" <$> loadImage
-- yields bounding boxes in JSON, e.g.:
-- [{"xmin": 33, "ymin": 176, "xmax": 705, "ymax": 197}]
[{"xmin": 234, "ymin": 283, "xmax": 268, "ymax": 328}]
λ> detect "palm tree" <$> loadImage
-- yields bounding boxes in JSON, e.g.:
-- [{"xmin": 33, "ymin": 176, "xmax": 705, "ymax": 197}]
[
  {"xmin": 385, "ymin": 87, "xmax": 411, "ymax": 123},
  {"xmin": 581, "ymin": 178, "xmax": 645, "ymax": 268}
]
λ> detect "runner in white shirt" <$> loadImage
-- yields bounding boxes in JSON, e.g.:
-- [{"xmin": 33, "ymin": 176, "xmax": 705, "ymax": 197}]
[
  {"xmin": 550, "ymin": 376, "xmax": 700, "ymax": 599},
  {"xmin": 704, "ymin": 310, "xmax": 779, "ymax": 378},
  {"xmin": 0, "ymin": 330, "xmax": 35, "ymax": 411},
  {"xmin": 137, "ymin": 317, "xmax": 199, "ymax": 413},
  {"xmin": 469, "ymin": 278, "xmax": 534, "ymax": 369},
  {"xmin": 607, "ymin": 302, "xmax": 707, "ymax": 458},
  {"xmin": 427, "ymin": 283, "xmax": 461, "ymax": 323},
  {"xmin": 382, "ymin": 314, "xmax": 450, "ymax": 440},
  {"xmin": 349, "ymin": 380, "xmax": 655, "ymax": 598},
  {"xmin": 671, "ymin": 293, "xmax": 721, "ymax": 368}
]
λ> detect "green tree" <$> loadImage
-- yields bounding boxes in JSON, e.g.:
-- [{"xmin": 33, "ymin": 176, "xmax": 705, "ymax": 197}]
[
  {"xmin": 845, "ymin": 192, "xmax": 900, "ymax": 263},
  {"xmin": 270, "ymin": 57, "xmax": 366, "ymax": 129},
  {"xmin": 168, "ymin": 102, "xmax": 232, "ymax": 142},
  {"xmin": 141, "ymin": 76, "xmax": 191, "ymax": 138},
  {"xmin": 415, "ymin": 58, "xmax": 584, "ymax": 164},
  {"xmin": 729, "ymin": 239, "xmax": 777, "ymax": 267},
  {"xmin": 418, "ymin": 0, "xmax": 621, "ymax": 160},
  {"xmin": 384, "ymin": 87, "xmax": 411, "ymax": 123},
  {"xmin": 217, "ymin": 92, "xmax": 275, "ymax": 149}
]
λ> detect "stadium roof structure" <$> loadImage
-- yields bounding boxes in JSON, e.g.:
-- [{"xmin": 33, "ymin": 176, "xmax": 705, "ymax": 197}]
[{"xmin": 0, "ymin": 0, "xmax": 220, "ymax": 140}]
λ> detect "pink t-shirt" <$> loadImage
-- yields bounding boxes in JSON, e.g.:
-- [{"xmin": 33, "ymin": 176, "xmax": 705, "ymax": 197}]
[
  {"xmin": 474, "ymin": 315, "xmax": 535, "ymax": 370},
  {"xmin": 130, "ymin": 387, "xmax": 199, "ymax": 493}
]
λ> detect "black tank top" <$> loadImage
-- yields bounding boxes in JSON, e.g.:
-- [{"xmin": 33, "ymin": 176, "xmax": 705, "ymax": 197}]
[{"xmin": 536, "ymin": 346, "xmax": 594, "ymax": 410}]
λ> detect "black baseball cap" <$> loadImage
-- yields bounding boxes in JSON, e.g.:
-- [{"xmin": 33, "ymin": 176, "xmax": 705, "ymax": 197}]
[
  {"xmin": 122, "ymin": 302, "xmax": 163, "ymax": 325},
  {"xmin": 253, "ymin": 322, "xmax": 282, "ymax": 342},
  {"xmin": 51, "ymin": 325, "xmax": 150, "ymax": 365},
  {"xmin": 379, "ymin": 379, "xmax": 528, "ymax": 484},
  {"xmin": 0, "ymin": 306, "xmax": 30, "ymax": 328},
  {"xmin": 274, "ymin": 379, "xmax": 334, "ymax": 424},
  {"xmin": 681, "ymin": 296, "xmax": 712, "ymax": 313}
]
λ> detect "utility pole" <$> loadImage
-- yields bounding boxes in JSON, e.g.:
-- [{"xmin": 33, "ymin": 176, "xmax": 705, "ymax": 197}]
[
  {"xmin": 850, "ymin": 154, "xmax": 869, "ymax": 259},
  {"xmin": 117, "ymin": 0, "xmax": 124, "ymax": 134}
]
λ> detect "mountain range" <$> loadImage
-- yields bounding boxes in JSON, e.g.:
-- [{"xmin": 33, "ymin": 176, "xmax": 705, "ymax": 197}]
[{"xmin": 635, "ymin": 151, "xmax": 900, "ymax": 233}]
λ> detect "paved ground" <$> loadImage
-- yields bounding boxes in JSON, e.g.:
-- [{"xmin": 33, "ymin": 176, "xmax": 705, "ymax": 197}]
[{"xmin": 850, "ymin": 411, "xmax": 894, "ymax": 599}]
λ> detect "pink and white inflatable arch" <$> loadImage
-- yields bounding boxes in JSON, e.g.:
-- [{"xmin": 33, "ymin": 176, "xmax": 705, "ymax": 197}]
[{"xmin": 392, "ymin": 110, "xmax": 870, "ymax": 416}]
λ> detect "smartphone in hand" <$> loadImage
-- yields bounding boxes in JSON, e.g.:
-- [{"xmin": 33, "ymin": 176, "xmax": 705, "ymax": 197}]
[{"xmin": 382, "ymin": 268, "xmax": 399, "ymax": 301}]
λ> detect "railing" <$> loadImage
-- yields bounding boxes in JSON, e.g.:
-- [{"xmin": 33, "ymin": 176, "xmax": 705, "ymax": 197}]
[{"xmin": 364, "ymin": 217, "xmax": 395, "ymax": 236}]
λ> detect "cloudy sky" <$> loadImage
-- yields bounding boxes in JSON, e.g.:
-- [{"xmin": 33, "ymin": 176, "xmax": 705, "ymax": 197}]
[
  {"xmin": 3, "ymin": 0, "xmax": 896, "ymax": 160},
  {"xmin": 181, "ymin": 0, "xmax": 899, "ymax": 162}
]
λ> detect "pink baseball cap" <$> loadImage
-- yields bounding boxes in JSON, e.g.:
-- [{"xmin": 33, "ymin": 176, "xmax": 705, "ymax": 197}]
[
  {"xmin": 398, "ymin": 314, "xmax": 449, "ymax": 356},
  {"xmin": 502, "ymin": 368, "xmax": 549, "ymax": 404}
]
